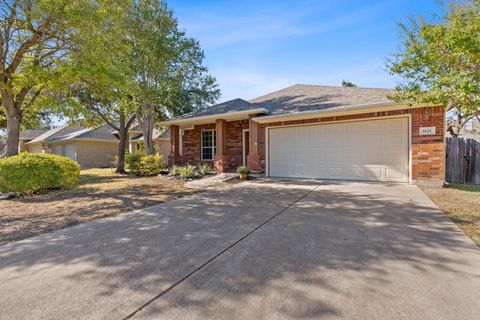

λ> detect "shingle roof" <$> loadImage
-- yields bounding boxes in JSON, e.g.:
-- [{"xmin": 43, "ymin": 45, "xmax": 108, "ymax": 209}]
[
  {"xmin": 172, "ymin": 98, "xmax": 259, "ymax": 120},
  {"xmin": 27, "ymin": 124, "xmax": 118, "ymax": 144},
  {"xmin": 19, "ymin": 129, "xmax": 49, "ymax": 141},
  {"xmin": 166, "ymin": 84, "xmax": 395, "ymax": 122},
  {"xmin": 71, "ymin": 124, "xmax": 119, "ymax": 141},
  {"xmin": 130, "ymin": 128, "xmax": 170, "ymax": 141},
  {"xmin": 250, "ymin": 84, "xmax": 394, "ymax": 115}
]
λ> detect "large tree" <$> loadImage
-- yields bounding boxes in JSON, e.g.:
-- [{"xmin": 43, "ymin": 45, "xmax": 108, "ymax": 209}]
[
  {"xmin": 67, "ymin": 85, "xmax": 136, "ymax": 173},
  {"xmin": 128, "ymin": 0, "xmax": 219, "ymax": 155},
  {"xmin": 387, "ymin": 0, "xmax": 480, "ymax": 136},
  {"xmin": 0, "ymin": 0, "xmax": 126, "ymax": 156}
]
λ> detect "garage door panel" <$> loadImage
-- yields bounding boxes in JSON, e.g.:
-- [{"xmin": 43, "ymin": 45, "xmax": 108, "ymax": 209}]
[{"xmin": 268, "ymin": 117, "xmax": 409, "ymax": 182}]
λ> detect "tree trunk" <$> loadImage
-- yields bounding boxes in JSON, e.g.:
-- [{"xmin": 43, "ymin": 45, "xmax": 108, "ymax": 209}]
[
  {"xmin": 1, "ymin": 96, "xmax": 22, "ymax": 157},
  {"xmin": 137, "ymin": 103, "xmax": 155, "ymax": 155},
  {"xmin": 116, "ymin": 114, "xmax": 127, "ymax": 173}
]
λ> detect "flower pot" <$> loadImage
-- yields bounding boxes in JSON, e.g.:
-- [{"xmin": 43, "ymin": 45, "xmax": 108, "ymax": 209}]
[{"xmin": 239, "ymin": 173, "xmax": 248, "ymax": 180}]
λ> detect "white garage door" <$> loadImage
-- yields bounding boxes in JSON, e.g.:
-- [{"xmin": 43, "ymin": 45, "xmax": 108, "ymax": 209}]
[
  {"xmin": 268, "ymin": 117, "xmax": 409, "ymax": 182},
  {"xmin": 64, "ymin": 143, "xmax": 76, "ymax": 161}
]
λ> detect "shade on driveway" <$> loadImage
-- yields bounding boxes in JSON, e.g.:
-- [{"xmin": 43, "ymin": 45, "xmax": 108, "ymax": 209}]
[{"xmin": 1, "ymin": 180, "xmax": 480, "ymax": 319}]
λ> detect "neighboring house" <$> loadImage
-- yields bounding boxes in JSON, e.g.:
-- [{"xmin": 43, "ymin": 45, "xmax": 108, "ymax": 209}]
[
  {"xmin": 19, "ymin": 129, "xmax": 49, "ymax": 152},
  {"xmin": 21, "ymin": 124, "xmax": 119, "ymax": 168},
  {"xmin": 163, "ymin": 84, "xmax": 445, "ymax": 185},
  {"xmin": 128, "ymin": 128, "xmax": 171, "ymax": 163}
]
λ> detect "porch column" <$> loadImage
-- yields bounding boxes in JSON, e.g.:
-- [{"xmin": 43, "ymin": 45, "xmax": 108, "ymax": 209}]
[
  {"xmin": 247, "ymin": 115, "xmax": 261, "ymax": 173},
  {"xmin": 168, "ymin": 124, "xmax": 181, "ymax": 166},
  {"xmin": 214, "ymin": 119, "xmax": 227, "ymax": 172}
]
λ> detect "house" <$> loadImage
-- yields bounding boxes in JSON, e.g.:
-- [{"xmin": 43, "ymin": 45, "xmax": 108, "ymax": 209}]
[
  {"xmin": 128, "ymin": 128, "xmax": 171, "ymax": 163},
  {"xmin": 162, "ymin": 84, "xmax": 445, "ymax": 185},
  {"xmin": 21, "ymin": 124, "xmax": 119, "ymax": 168}
]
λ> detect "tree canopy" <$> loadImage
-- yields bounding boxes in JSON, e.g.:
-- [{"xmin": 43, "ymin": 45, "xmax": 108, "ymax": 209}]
[
  {"xmin": 0, "ymin": 0, "xmax": 129, "ymax": 156},
  {"xmin": 387, "ymin": 0, "xmax": 480, "ymax": 129}
]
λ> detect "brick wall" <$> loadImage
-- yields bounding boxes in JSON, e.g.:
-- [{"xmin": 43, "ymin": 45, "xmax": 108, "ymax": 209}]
[
  {"xmin": 180, "ymin": 120, "xmax": 248, "ymax": 171},
  {"xmin": 259, "ymin": 106, "xmax": 445, "ymax": 183}
]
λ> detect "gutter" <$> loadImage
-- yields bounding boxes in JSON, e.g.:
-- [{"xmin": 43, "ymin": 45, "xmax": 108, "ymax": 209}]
[
  {"xmin": 160, "ymin": 108, "xmax": 268, "ymax": 126},
  {"xmin": 251, "ymin": 102, "xmax": 432, "ymax": 124}
]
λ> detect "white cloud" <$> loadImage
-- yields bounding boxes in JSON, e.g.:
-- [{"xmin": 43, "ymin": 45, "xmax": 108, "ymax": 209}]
[
  {"xmin": 213, "ymin": 59, "xmax": 394, "ymax": 103},
  {"xmin": 179, "ymin": 1, "xmax": 396, "ymax": 48}
]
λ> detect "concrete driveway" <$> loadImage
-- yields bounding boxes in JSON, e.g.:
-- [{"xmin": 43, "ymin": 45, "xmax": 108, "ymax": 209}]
[{"xmin": 1, "ymin": 180, "xmax": 480, "ymax": 320}]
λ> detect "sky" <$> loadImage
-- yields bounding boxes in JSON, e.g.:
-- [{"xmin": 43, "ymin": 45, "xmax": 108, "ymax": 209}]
[{"xmin": 168, "ymin": 0, "xmax": 442, "ymax": 103}]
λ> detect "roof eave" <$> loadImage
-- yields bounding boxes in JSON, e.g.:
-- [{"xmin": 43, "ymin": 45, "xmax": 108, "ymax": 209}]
[
  {"xmin": 252, "ymin": 102, "xmax": 439, "ymax": 124},
  {"xmin": 160, "ymin": 108, "xmax": 268, "ymax": 126}
]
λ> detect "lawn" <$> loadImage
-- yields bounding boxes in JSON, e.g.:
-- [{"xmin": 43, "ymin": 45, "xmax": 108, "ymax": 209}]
[
  {"xmin": 0, "ymin": 168, "xmax": 196, "ymax": 245},
  {"xmin": 421, "ymin": 183, "xmax": 480, "ymax": 246}
]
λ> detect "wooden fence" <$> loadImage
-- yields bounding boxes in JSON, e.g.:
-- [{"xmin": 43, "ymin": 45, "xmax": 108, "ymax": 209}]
[{"xmin": 446, "ymin": 137, "xmax": 480, "ymax": 184}]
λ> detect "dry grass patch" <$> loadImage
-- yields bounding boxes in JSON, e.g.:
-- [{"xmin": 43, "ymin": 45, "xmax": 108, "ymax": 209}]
[
  {"xmin": 421, "ymin": 183, "xmax": 480, "ymax": 246},
  {"xmin": 0, "ymin": 168, "xmax": 196, "ymax": 245}
]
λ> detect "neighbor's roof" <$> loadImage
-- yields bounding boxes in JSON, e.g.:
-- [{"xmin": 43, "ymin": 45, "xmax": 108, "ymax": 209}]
[
  {"xmin": 19, "ymin": 129, "xmax": 49, "ymax": 141},
  {"xmin": 27, "ymin": 124, "xmax": 119, "ymax": 144},
  {"xmin": 250, "ymin": 84, "xmax": 395, "ymax": 115},
  {"xmin": 130, "ymin": 127, "xmax": 171, "ymax": 141},
  {"xmin": 164, "ymin": 85, "xmax": 396, "ymax": 123}
]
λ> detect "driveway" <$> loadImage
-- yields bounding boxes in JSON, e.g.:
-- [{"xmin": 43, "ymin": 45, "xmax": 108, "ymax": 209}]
[{"xmin": 1, "ymin": 180, "xmax": 480, "ymax": 320}]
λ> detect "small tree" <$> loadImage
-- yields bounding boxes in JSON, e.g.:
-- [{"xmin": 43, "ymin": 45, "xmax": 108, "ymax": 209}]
[
  {"xmin": 342, "ymin": 80, "xmax": 357, "ymax": 87},
  {"xmin": 387, "ymin": 0, "xmax": 480, "ymax": 136}
]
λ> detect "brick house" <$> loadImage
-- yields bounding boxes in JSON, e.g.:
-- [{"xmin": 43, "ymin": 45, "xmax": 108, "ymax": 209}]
[{"xmin": 163, "ymin": 84, "xmax": 445, "ymax": 185}]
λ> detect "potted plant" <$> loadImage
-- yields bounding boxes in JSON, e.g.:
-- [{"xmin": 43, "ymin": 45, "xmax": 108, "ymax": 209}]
[{"xmin": 236, "ymin": 166, "xmax": 250, "ymax": 180}]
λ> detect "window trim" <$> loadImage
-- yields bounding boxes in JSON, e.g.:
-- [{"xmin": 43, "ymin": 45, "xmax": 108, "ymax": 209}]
[{"xmin": 201, "ymin": 129, "xmax": 216, "ymax": 161}]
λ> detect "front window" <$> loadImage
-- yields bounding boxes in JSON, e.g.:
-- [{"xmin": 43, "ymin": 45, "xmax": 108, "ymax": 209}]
[{"xmin": 201, "ymin": 129, "xmax": 216, "ymax": 161}]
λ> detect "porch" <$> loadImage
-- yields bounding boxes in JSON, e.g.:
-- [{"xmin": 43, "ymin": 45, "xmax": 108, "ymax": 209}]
[{"xmin": 168, "ymin": 116, "xmax": 263, "ymax": 173}]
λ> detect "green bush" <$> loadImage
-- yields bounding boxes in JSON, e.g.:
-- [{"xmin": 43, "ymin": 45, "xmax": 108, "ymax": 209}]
[
  {"xmin": 169, "ymin": 165, "xmax": 182, "ymax": 176},
  {"xmin": 236, "ymin": 166, "xmax": 250, "ymax": 174},
  {"xmin": 179, "ymin": 165, "xmax": 196, "ymax": 180},
  {"xmin": 0, "ymin": 153, "xmax": 80, "ymax": 194},
  {"xmin": 198, "ymin": 163, "xmax": 212, "ymax": 176},
  {"xmin": 139, "ymin": 155, "xmax": 163, "ymax": 176},
  {"xmin": 125, "ymin": 153, "xmax": 142, "ymax": 174}
]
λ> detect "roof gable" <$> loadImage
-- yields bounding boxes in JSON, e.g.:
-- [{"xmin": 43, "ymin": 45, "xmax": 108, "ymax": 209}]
[{"xmin": 171, "ymin": 98, "xmax": 259, "ymax": 121}]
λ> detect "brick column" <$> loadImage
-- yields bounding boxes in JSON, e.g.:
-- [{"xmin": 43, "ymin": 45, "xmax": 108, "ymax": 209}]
[
  {"xmin": 247, "ymin": 115, "xmax": 261, "ymax": 173},
  {"xmin": 411, "ymin": 106, "xmax": 446, "ymax": 185},
  {"xmin": 214, "ymin": 119, "xmax": 227, "ymax": 172},
  {"xmin": 168, "ymin": 125, "xmax": 181, "ymax": 166}
]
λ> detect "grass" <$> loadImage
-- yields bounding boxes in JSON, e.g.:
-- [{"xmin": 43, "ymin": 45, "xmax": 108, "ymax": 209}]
[
  {"xmin": 0, "ymin": 168, "xmax": 196, "ymax": 245},
  {"xmin": 421, "ymin": 183, "xmax": 480, "ymax": 246}
]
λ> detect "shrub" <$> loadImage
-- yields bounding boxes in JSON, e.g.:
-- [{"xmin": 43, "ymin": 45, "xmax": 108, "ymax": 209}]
[
  {"xmin": 125, "ymin": 153, "xmax": 142, "ymax": 174},
  {"xmin": 198, "ymin": 163, "xmax": 212, "ymax": 176},
  {"xmin": 236, "ymin": 166, "xmax": 250, "ymax": 174},
  {"xmin": 139, "ymin": 155, "xmax": 163, "ymax": 176},
  {"xmin": 0, "ymin": 153, "xmax": 80, "ymax": 194},
  {"xmin": 169, "ymin": 165, "xmax": 182, "ymax": 176},
  {"xmin": 179, "ymin": 165, "xmax": 196, "ymax": 180}
]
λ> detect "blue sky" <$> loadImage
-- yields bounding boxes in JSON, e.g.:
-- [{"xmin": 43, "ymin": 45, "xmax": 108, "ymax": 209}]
[{"xmin": 168, "ymin": 0, "xmax": 442, "ymax": 103}]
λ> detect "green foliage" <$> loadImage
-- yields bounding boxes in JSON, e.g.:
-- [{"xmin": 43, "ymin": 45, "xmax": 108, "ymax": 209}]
[
  {"xmin": 169, "ymin": 165, "xmax": 182, "ymax": 176},
  {"xmin": 178, "ymin": 165, "xmax": 196, "ymax": 180},
  {"xmin": 0, "ymin": 153, "xmax": 80, "ymax": 194},
  {"xmin": 198, "ymin": 163, "xmax": 212, "ymax": 175},
  {"xmin": 342, "ymin": 80, "xmax": 357, "ymax": 87},
  {"xmin": 387, "ymin": 1, "xmax": 480, "ymax": 117},
  {"xmin": 0, "ymin": 1, "xmax": 130, "ymax": 152},
  {"xmin": 139, "ymin": 155, "xmax": 163, "ymax": 176},
  {"xmin": 125, "ymin": 153, "xmax": 142, "ymax": 174},
  {"xmin": 236, "ymin": 166, "xmax": 251, "ymax": 174}
]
